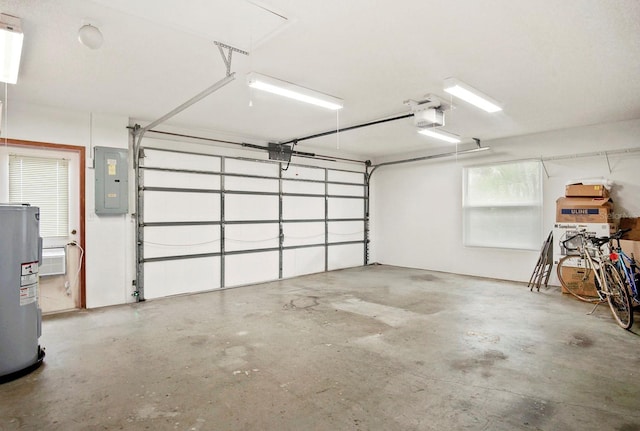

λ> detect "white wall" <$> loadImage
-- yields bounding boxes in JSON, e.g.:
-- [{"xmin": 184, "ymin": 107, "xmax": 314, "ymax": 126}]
[
  {"xmin": 370, "ymin": 118, "xmax": 640, "ymax": 283},
  {"xmin": 3, "ymin": 101, "xmax": 133, "ymax": 308}
]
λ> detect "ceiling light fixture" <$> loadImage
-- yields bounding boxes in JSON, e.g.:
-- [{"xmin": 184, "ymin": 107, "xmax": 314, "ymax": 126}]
[
  {"xmin": 443, "ymin": 78, "xmax": 502, "ymax": 113},
  {"xmin": 418, "ymin": 128, "xmax": 461, "ymax": 144},
  {"xmin": 0, "ymin": 14, "xmax": 24, "ymax": 84},
  {"xmin": 78, "ymin": 23, "xmax": 103, "ymax": 50},
  {"xmin": 247, "ymin": 72, "xmax": 343, "ymax": 110}
]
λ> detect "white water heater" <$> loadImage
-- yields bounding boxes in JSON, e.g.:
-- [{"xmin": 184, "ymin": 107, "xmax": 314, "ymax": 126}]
[{"xmin": 0, "ymin": 204, "xmax": 45, "ymax": 383}]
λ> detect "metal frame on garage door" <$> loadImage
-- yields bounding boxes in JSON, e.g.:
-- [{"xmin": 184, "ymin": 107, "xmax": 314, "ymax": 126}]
[{"xmin": 134, "ymin": 146, "xmax": 368, "ymax": 301}]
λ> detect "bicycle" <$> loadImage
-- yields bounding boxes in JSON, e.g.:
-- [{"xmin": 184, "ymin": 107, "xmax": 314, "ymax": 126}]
[
  {"xmin": 609, "ymin": 228, "xmax": 640, "ymax": 307},
  {"xmin": 556, "ymin": 229, "xmax": 633, "ymax": 329}
]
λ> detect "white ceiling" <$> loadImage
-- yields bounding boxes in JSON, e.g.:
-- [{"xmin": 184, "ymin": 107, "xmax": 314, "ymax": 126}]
[{"xmin": 2, "ymin": 0, "xmax": 640, "ymax": 159}]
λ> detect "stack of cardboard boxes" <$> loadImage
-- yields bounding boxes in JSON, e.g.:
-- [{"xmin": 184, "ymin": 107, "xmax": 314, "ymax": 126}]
[{"xmin": 554, "ymin": 183, "xmax": 615, "ymax": 297}]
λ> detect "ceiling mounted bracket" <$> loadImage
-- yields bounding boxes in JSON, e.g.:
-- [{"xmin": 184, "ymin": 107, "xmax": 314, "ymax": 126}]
[
  {"xmin": 540, "ymin": 157, "xmax": 550, "ymax": 179},
  {"xmin": 404, "ymin": 94, "xmax": 452, "ymax": 112},
  {"xmin": 214, "ymin": 41, "xmax": 248, "ymax": 77},
  {"xmin": 604, "ymin": 152, "xmax": 612, "ymax": 174}
]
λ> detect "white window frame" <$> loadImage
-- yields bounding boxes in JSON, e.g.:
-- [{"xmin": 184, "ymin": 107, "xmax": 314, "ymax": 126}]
[
  {"xmin": 462, "ymin": 159, "xmax": 543, "ymax": 250},
  {"xmin": 0, "ymin": 146, "xmax": 79, "ymax": 248}
]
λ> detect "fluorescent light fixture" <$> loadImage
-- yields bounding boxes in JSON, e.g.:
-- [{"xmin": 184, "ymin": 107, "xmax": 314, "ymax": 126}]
[
  {"xmin": 247, "ymin": 72, "xmax": 343, "ymax": 110},
  {"xmin": 418, "ymin": 128, "xmax": 461, "ymax": 144},
  {"xmin": 443, "ymin": 78, "xmax": 502, "ymax": 113},
  {"xmin": 0, "ymin": 14, "xmax": 24, "ymax": 84}
]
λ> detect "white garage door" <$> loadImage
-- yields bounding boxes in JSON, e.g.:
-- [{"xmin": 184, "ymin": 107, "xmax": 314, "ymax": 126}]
[{"xmin": 137, "ymin": 147, "xmax": 367, "ymax": 300}]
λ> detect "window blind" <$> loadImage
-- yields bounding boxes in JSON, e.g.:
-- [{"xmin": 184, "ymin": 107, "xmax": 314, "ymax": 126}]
[
  {"xmin": 463, "ymin": 160, "xmax": 543, "ymax": 250},
  {"xmin": 9, "ymin": 154, "xmax": 69, "ymax": 238}
]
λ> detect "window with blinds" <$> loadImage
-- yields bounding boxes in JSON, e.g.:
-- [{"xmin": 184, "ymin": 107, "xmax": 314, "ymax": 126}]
[
  {"xmin": 463, "ymin": 160, "xmax": 543, "ymax": 250},
  {"xmin": 9, "ymin": 154, "xmax": 70, "ymax": 238}
]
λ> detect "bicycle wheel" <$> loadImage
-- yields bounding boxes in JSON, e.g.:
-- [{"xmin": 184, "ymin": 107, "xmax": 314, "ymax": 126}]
[
  {"xmin": 630, "ymin": 261, "xmax": 640, "ymax": 305},
  {"xmin": 634, "ymin": 266, "xmax": 640, "ymax": 305},
  {"xmin": 556, "ymin": 255, "xmax": 601, "ymax": 303},
  {"xmin": 602, "ymin": 262, "xmax": 634, "ymax": 329},
  {"xmin": 616, "ymin": 259, "xmax": 639, "ymax": 306}
]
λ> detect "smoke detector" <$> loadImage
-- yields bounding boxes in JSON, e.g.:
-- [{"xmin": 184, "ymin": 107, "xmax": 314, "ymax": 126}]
[{"xmin": 405, "ymin": 94, "xmax": 451, "ymax": 127}]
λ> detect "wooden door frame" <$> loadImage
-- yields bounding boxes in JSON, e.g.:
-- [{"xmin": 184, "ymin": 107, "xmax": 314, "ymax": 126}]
[{"xmin": 5, "ymin": 138, "xmax": 87, "ymax": 308}]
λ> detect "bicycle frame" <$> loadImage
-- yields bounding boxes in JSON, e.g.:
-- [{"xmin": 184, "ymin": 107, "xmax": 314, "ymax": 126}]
[
  {"xmin": 567, "ymin": 233, "xmax": 609, "ymax": 302},
  {"xmin": 611, "ymin": 247, "xmax": 640, "ymax": 303}
]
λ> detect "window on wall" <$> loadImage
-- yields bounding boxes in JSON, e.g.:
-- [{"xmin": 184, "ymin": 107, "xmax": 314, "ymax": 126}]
[
  {"xmin": 463, "ymin": 160, "xmax": 543, "ymax": 250},
  {"xmin": 9, "ymin": 154, "xmax": 70, "ymax": 238}
]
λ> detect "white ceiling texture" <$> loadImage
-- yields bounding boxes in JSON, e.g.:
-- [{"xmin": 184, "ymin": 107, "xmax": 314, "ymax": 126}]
[{"xmin": 2, "ymin": 0, "xmax": 640, "ymax": 160}]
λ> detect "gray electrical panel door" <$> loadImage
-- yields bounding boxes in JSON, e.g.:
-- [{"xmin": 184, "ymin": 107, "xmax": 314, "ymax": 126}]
[{"xmin": 95, "ymin": 146, "xmax": 128, "ymax": 214}]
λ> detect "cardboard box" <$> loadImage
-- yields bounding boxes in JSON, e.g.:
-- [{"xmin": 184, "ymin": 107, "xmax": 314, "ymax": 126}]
[
  {"xmin": 565, "ymin": 183, "xmax": 610, "ymax": 198},
  {"xmin": 553, "ymin": 223, "xmax": 612, "ymax": 263},
  {"xmin": 619, "ymin": 218, "xmax": 640, "ymax": 241},
  {"xmin": 560, "ymin": 265, "xmax": 599, "ymax": 297},
  {"xmin": 556, "ymin": 197, "xmax": 613, "ymax": 223},
  {"xmin": 619, "ymin": 239, "xmax": 640, "ymax": 260}
]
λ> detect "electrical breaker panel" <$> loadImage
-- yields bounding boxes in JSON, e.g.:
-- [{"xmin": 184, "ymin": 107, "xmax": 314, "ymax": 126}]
[{"xmin": 95, "ymin": 146, "xmax": 128, "ymax": 215}]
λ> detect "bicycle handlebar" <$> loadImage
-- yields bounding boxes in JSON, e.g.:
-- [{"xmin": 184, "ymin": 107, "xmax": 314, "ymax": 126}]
[
  {"xmin": 610, "ymin": 228, "xmax": 632, "ymax": 240},
  {"xmin": 588, "ymin": 236, "xmax": 610, "ymax": 247},
  {"xmin": 560, "ymin": 229, "xmax": 610, "ymax": 251},
  {"xmin": 609, "ymin": 228, "xmax": 632, "ymax": 250}
]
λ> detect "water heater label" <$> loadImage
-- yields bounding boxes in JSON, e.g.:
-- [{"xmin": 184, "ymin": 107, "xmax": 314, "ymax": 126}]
[{"xmin": 20, "ymin": 261, "xmax": 39, "ymax": 306}]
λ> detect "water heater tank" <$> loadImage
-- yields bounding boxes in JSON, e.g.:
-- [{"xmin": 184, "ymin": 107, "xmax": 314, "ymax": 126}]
[{"xmin": 0, "ymin": 204, "xmax": 45, "ymax": 383}]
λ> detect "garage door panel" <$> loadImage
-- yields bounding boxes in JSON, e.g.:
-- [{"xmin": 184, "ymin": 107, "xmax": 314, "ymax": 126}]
[
  {"xmin": 283, "ymin": 247, "xmax": 325, "ymax": 278},
  {"xmin": 283, "ymin": 196, "xmax": 324, "ymax": 220},
  {"xmin": 144, "ymin": 191, "xmax": 220, "ymax": 222},
  {"xmin": 144, "ymin": 149, "xmax": 221, "ymax": 171},
  {"xmin": 281, "ymin": 166, "xmax": 324, "ymax": 181},
  {"xmin": 328, "ymin": 197, "xmax": 364, "ymax": 219},
  {"xmin": 225, "ymin": 194, "xmax": 278, "ymax": 221},
  {"xmin": 328, "ymin": 170, "xmax": 364, "ymax": 184},
  {"xmin": 225, "ymin": 159, "xmax": 278, "ymax": 177},
  {"xmin": 225, "ymin": 251, "xmax": 279, "ymax": 287},
  {"xmin": 226, "ymin": 176, "xmax": 278, "ymax": 193},
  {"xmin": 144, "ymin": 170, "xmax": 220, "ymax": 190},
  {"xmin": 282, "ymin": 180, "xmax": 325, "ymax": 195},
  {"xmin": 144, "ymin": 225, "xmax": 220, "ymax": 259},
  {"xmin": 225, "ymin": 224, "xmax": 279, "ymax": 252},
  {"xmin": 144, "ymin": 257, "xmax": 221, "ymax": 299},
  {"xmin": 328, "ymin": 221, "xmax": 364, "ymax": 243},
  {"xmin": 328, "ymin": 243, "xmax": 364, "ymax": 270},
  {"xmin": 328, "ymin": 183, "xmax": 364, "ymax": 197},
  {"xmin": 283, "ymin": 222, "xmax": 325, "ymax": 247}
]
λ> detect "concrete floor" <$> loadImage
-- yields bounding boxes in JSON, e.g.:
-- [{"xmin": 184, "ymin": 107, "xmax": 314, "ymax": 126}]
[{"xmin": 1, "ymin": 265, "xmax": 640, "ymax": 431}]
